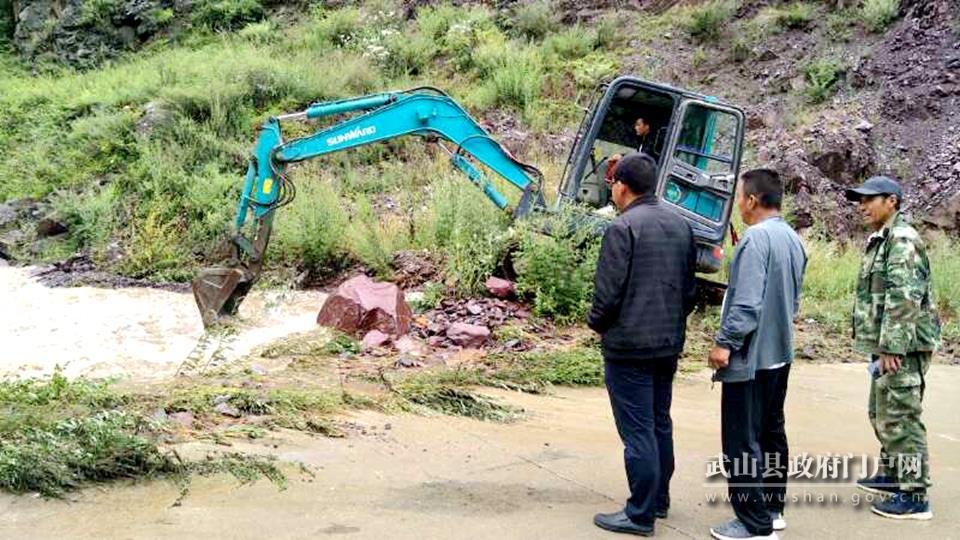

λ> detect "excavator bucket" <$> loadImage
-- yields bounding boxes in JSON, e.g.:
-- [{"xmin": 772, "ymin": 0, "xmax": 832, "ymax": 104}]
[{"xmin": 192, "ymin": 266, "xmax": 254, "ymax": 327}]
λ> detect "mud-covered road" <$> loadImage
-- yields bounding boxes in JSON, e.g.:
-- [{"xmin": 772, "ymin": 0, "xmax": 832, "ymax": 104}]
[
  {"xmin": 2, "ymin": 267, "xmax": 959, "ymax": 539},
  {"xmin": 1, "ymin": 364, "xmax": 958, "ymax": 539}
]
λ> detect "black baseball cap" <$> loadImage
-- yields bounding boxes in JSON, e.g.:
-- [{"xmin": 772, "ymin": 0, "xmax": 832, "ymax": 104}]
[{"xmin": 844, "ymin": 176, "xmax": 903, "ymax": 202}]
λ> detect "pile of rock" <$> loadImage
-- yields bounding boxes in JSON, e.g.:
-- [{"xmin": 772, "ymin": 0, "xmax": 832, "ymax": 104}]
[
  {"xmin": 411, "ymin": 296, "xmax": 529, "ymax": 350},
  {"xmin": 316, "ymin": 274, "xmax": 531, "ymax": 356}
]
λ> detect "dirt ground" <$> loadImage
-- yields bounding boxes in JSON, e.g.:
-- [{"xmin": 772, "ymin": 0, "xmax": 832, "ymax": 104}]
[
  {"xmin": 2, "ymin": 266, "xmax": 958, "ymax": 539},
  {"xmin": 0, "ymin": 363, "xmax": 957, "ymax": 539}
]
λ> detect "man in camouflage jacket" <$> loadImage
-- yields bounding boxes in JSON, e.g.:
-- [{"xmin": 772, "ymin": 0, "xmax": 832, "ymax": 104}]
[{"xmin": 846, "ymin": 176, "xmax": 940, "ymax": 521}]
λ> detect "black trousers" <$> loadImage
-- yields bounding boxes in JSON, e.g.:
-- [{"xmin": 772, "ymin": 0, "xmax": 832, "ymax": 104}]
[
  {"xmin": 721, "ymin": 364, "xmax": 790, "ymax": 536},
  {"xmin": 604, "ymin": 356, "xmax": 677, "ymax": 526}
]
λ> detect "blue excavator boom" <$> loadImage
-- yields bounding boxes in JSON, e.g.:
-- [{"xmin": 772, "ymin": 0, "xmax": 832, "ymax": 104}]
[{"xmin": 193, "ymin": 87, "xmax": 547, "ymax": 327}]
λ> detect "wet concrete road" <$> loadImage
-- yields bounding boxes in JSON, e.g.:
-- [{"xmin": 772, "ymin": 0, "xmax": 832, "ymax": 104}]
[{"xmin": 1, "ymin": 363, "xmax": 957, "ymax": 539}]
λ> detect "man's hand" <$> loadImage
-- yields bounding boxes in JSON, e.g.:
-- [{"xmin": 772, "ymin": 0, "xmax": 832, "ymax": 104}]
[
  {"xmin": 879, "ymin": 353, "xmax": 902, "ymax": 375},
  {"xmin": 708, "ymin": 346, "xmax": 731, "ymax": 370}
]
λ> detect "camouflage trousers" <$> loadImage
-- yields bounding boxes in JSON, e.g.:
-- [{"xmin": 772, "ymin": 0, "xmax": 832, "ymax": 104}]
[{"xmin": 868, "ymin": 351, "xmax": 931, "ymax": 491}]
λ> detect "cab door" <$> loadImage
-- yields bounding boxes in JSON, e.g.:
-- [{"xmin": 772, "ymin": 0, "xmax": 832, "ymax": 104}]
[{"xmin": 657, "ymin": 99, "xmax": 744, "ymax": 272}]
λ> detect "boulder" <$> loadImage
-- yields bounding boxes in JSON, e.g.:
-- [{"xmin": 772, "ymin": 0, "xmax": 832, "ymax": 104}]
[
  {"xmin": 485, "ymin": 277, "xmax": 516, "ymax": 298},
  {"xmin": 136, "ymin": 100, "xmax": 175, "ymax": 137},
  {"xmin": 317, "ymin": 275, "xmax": 413, "ymax": 336},
  {"xmin": 446, "ymin": 322, "xmax": 491, "ymax": 348},
  {"xmin": 0, "ymin": 204, "xmax": 16, "ymax": 228},
  {"xmin": 168, "ymin": 411, "xmax": 195, "ymax": 429},
  {"xmin": 35, "ymin": 216, "xmax": 67, "ymax": 238},
  {"xmin": 395, "ymin": 335, "xmax": 426, "ymax": 357},
  {"xmin": 361, "ymin": 330, "xmax": 392, "ymax": 350}
]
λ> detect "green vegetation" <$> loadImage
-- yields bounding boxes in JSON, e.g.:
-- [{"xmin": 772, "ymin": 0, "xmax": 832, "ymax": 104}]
[
  {"xmin": 0, "ymin": 0, "xmax": 957, "ymax": 344},
  {"xmin": 803, "ymin": 56, "xmax": 844, "ymax": 103},
  {"xmin": 861, "ymin": 0, "xmax": 900, "ymax": 33},
  {"xmin": 684, "ymin": 0, "xmax": 738, "ymax": 41},
  {"xmin": 0, "ymin": 0, "xmax": 13, "ymax": 45},
  {"xmin": 0, "ymin": 370, "xmax": 289, "ymax": 496},
  {"xmin": 510, "ymin": 0, "xmax": 561, "ymax": 41},
  {"xmin": 771, "ymin": 2, "xmax": 815, "ymax": 31},
  {"xmin": 415, "ymin": 176, "xmax": 511, "ymax": 294},
  {"xmin": 0, "ymin": 0, "xmax": 622, "ymax": 290},
  {"xmin": 514, "ymin": 214, "xmax": 600, "ymax": 325},
  {"xmin": 193, "ymin": 0, "xmax": 266, "ymax": 31},
  {"xmin": 484, "ymin": 347, "xmax": 604, "ymax": 389}
]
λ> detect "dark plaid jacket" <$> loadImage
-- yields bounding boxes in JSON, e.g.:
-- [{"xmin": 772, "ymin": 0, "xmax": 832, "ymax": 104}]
[{"xmin": 587, "ymin": 197, "xmax": 698, "ymax": 361}]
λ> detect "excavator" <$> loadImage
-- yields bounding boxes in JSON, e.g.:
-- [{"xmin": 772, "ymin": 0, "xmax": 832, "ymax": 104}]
[{"xmin": 192, "ymin": 77, "xmax": 745, "ymax": 327}]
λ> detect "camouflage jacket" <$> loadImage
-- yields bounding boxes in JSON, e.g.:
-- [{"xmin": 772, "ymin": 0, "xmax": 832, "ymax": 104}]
[{"xmin": 853, "ymin": 212, "xmax": 941, "ymax": 355}]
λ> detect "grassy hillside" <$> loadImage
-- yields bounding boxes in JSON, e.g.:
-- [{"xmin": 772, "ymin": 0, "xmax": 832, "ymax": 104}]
[{"xmin": 0, "ymin": 0, "xmax": 957, "ymax": 347}]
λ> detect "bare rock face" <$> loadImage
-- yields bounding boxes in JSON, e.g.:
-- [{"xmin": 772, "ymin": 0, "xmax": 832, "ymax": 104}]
[
  {"xmin": 804, "ymin": 121, "xmax": 876, "ymax": 186},
  {"xmin": 485, "ymin": 277, "xmax": 516, "ymax": 299},
  {"xmin": 922, "ymin": 192, "xmax": 960, "ymax": 231},
  {"xmin": 317, "ymin": 275, "xmax": 413, "ymax": 336},
  {"xmin": 446, "ymin": 322, "xmax": 491, "ymax": 348}
]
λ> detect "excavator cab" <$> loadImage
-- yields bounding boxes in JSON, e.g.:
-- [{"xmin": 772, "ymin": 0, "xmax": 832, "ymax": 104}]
[{"xmin": 558, "ymin": 76, "xmax": 745, "ymax": 274}]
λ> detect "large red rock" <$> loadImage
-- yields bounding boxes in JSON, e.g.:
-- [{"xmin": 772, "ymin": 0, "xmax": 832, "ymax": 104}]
[
  {"xmin": 317, "ymin": 275, "xmax": 413, "ymax": 335},
  {"xmin": 485, "ymin": 277, "xmax": 516, "ymax": 298},
  {"xmin": 446, "ymin": 322, "xmax": 491, "ymax": 348}
]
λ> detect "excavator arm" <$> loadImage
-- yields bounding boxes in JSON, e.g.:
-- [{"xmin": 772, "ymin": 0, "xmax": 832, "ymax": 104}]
[{"xmin": 193, "ymin": 87, "xmax": 547, "ymax": 327}]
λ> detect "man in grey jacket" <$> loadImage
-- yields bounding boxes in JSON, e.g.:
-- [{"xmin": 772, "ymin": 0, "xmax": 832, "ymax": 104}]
[{"xmin": 707, "ymin": 169, "xmax": 807, "ymax": 540}]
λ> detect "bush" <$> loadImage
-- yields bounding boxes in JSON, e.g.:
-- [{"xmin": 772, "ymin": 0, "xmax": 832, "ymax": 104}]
[
  {"xmin": 729, "ymin": 37, "xmax": 751, "ymax": 62},
  {"xmin": 344, "ymin": 197, "xmax": 412, "ymax": 277},
  {"xmin": 861, "ymin": 0, "xmax": 900, "ymax": 33},
  {"xmin": 928, "ymin": 234, "xmax": 960, "ymax": 318},
  {"xmin": 514, "ymin": 214, "xmax": 599, "ymax": 325},
  {"xmin": 0, "ymin": 0, "xmax": 14, "ymax": 44},
  {"xmin": 238, "ymin": 20, "xmax": 279, "ymax": 44},
  {"xmin": 271, "ymin": 177, "xmax": 350, "ymax": 277},
  {"xmin": 473, "ymin": 45, "xmax": 544, "ymax": 114},
  {"xmin": 415, "ymin": 176, "xmax": 511, "ymax": 295},
  {"xmin": 803, "ymin": 57, "xmax": 844, "ymax": 103},
  {"xmin": 511, "ymin": 0, "xmax": 560, "ymax": 41},
  {"xmin": 773, "ymin": 2, "xmax": 814, "ymax": 30},
  {"xmin": 78, "ymin": 0, "xmax": 123, "ymax": 26},
  {"xmin": 415, "ymin": 3, "xmax": 461, "ymax": 41},
  {"xmin": 543, "ymin": 26, "xmax": 598, "ymax": 60},
  {"xmin": 118, "ymin": 207, "xmax": 193, "ymax": 281},
  {"xmin": 193, "ymin": 0, "xmax": 265, "ymax": 32},
  {"xmin": 568, "ymin": 52, "xmax": 618, "ymax": 91},
  {"xmin": 593, "ymin": 13, "xmax": 625, "ymax": 50},
  {"xmin": 383, "ymin": 30, "xmax": 435, "ymax": 76},
  {"xmin": 308, "ymin": 7, "xmax": 363, "ymax": 47},
  {"xmin": 684, "ymin": 0, "xmax": 737, "ymax": 41},
  {"xmin": 52, "ymin": 184, "xmax": 120, "ymax": 255}
]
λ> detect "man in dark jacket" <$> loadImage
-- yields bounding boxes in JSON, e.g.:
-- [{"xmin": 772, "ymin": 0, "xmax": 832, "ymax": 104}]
[{"xmin": 589, "ymin": 152, "xmax": 698, "ymax": 537}]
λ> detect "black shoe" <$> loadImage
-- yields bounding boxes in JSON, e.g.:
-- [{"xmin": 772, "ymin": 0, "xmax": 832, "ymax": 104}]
[
  {"xmin": 594, "ymin": 511, "xmax": 655, "ymax": 536},
  {"xmin": 655, "ymin": 508, "xmax": 668, "ymax": 519}
]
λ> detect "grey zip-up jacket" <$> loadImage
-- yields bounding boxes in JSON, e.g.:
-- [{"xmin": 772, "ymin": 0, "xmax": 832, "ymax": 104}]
[{"xmin": 714, "ymin": 216, "xmax": 807, "ymax": 383}]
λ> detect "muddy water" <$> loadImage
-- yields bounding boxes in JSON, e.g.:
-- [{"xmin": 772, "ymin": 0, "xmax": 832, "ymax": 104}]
[{"xmin": 1, "ymin": 266, "xmax": 328, "ymax": 380}]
